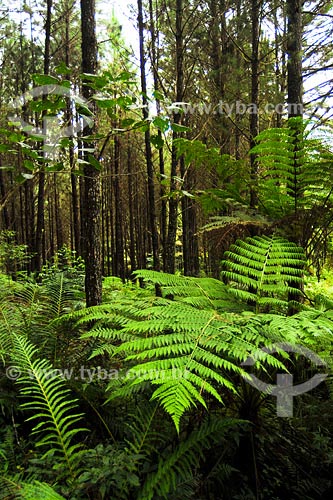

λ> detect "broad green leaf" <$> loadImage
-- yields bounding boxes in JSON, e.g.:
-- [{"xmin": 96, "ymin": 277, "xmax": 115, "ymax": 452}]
[
  {"xmin": 54, "ymin": 62, "xmax": 71, "ymax": 75},
  {"xmin": 153, "ymin": 90, "xmax": 165, "ymax": 101},
  {"xmin": 87, "ymin": 154, "xmax": 102, "ymax": 171},
  {"xmin": 171, "ymin": 123, "xmax": 190, "ymax": 133},
  {"xmin": 121, "ymin": 118, "xmax": 136, "ymax": 127},
  {"xmin": 153, "ymin": 116, "xmax": 169, "ymax": 133},
  {"xmin": 150, "ymin": 134, "xmax": 164, "ymax": 149},
  {"xmin": 24, "ymin": 159, "xmax": 35, "ymax": 171},
  {"xmin": 32, "ymin": 74, "xmax": 59, "ymax": 86}
]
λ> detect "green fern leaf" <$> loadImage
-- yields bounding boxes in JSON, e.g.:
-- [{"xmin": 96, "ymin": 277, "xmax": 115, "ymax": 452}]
[{"xmin": 11, "ymin": 334, "xmax": 86, "ymax": 479}]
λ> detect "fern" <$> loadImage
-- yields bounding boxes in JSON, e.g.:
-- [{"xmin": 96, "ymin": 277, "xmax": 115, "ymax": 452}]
[
  {"xmin": 138, "ymin": 416, "xmax": 244, "ymax": 500},
  {"xmin": 222, "ymin": 235, "xmax": 305, "ymax": 312},
  {"xmin": 10, "ymin": 334, "xmax": 86, "ymax": 479},
  {"xmin": 96, "ymin": 278, "xmax": 288, "ymax": 431},
  {"xmin": 133, "ymin": 269, "xmax": 245, "ymax": 312},
  {"xmin": 71, "ymin": 265, "xmax": 331, "ymax": 433},
  {"xmin": 0, "ymin": 475, "xmax": 66, "ymax": 500},
  {"xmin": 252, "ymin": 119, "xmax": 333, "ymax": 216}
]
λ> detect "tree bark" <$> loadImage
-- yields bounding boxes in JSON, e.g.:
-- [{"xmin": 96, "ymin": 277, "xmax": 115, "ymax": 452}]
[
  {"xmin": 165, "ymin": 0, "xmax": 184, "ymax": 274},
  {"xmin": 80, "ymin": 0, "xmax": 102, "ymax": 306},
  {"xmin": 113, "ymin": 134, "xmax": 125, "ymax": 280},
  {"xmin": 287, "ymin": 0, "xmax": 303, "ymax": 119},
  {"xmin": 148, "ymin": 0, "xmax": 167, "ymax": 270},
  {"xmin": 137, "ymin": 0, "xmax": 160, "ymax": 271},
  {"xmin": 249, "ymin": 0, "xmax": 261, "ymax": 209},
  {"xmin": 35, "ymin": 0, "xmax": 52, "ymax": 274}
]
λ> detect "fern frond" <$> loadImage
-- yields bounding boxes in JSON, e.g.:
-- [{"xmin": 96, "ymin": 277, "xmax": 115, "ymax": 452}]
[
  {"xmin": 105, "ymin": 299, "xmax": 290, "ymax": 431},
  {"xmin": 138, "ymin": 417, "xmax": 245, "ymax": 500},
  {"xmin": 10, "ymin": 334, "xmax": 86, "ymax": 479},
  {"xmin": 19, "ymin": 481, "xmax": 66, "ymax": 499},
  {"xmin": 222, "ymin": 235, "xmax": 305, "ymax": 313},
  {"xmin": 125, "ymin": 404, "xmax": 164, "ymax": 460},
  {"xmin": 133, "ymin": 270, "xmax": 242, "ymax": 312}
]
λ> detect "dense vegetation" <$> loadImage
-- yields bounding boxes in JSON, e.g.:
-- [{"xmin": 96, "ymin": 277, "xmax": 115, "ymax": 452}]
[
  {"xmin": 1, "ymin": 239, "xmax": 333, "ymax": 499},
  {"xmin": 1, "ymin": 0, "xmax": 333, "ymax": 498}
]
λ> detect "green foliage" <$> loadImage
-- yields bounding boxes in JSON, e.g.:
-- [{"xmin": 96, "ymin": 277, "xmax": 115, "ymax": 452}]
[
  {"xmin": 68, "ymin": 444, "xmax": 140, "ymax": 500},
  {"xmin": 222, "ymin": 234, "xmax": 305, "ymax": 312},
  {"xmin": 0, "ymin": 476, "xmax": 66, "ymax": 500},
  {"xmin": 0, "ymin": 231, "xmax": 30, "ymax": 278},
  {"xmin": 19, "ymin": 481, "xmax": 66, "ymax": 500},
  {"xmin": 138, "ymin": 416, "xmax": 244, "ymax": 500},
  {"xmin": 10, "ymin": 334, "xmax": 86, "ymax": 479},
  {"xmin": 0, "ymin": 275, "xmax": 88, "ymax": 492},
  {"xmin": 251, "ymin": 119, "xmax": 333, "ymax": 218},
  {"xmin": 40, "ymin": 245, "xmax": 85, "ymax": 286},
  {"xmin": 250, "ymin": 118, "xmax": 333, "ymax": 270},
  {"xmin": 73, "ymin": 267, "xmax": 298, "ymax": 432},
  {"xmin": 1, "ymin": 245, "xmax": 333, "ymax": 498}
]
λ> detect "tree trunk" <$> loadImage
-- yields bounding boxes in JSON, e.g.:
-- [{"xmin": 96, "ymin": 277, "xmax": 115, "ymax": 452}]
[
  {"xmin": 65, "ymin": 1, "xmax": 81, "ymax": 256},
  {"xmin": 113, "ymin": 134, "xmax": 125, "ymax": 280},
  {"xmin": 35, "ymin": 0, "xmax": 52, "ymax": 274},
  {"xmin": 165, "ymin": 0, "xmax": 184, "ymax": 274},
  {"xmin": 127, "ymin": 143, "xmax": 136, "ymax": 273},
  {"xmin": 148, "ymin": 0, "xmax": 167, "ymax": 271},
  {"xmin": 287, "ymin": 0, "xmax": 303, "ymax": 119},
  {"xmin": 80, "ymin": 0, "xmax": 102, "ymax": 306},
  {"xmin": 249, "ymin": 0, "xmax": 261, "ymax": 208},
  {"xmin": 137, "ymin": 0, "xmax": 160, "ymax": 271},
  {"xmin": 286, "ymin": 0, "xmax": 303, "ymax": 313},
  {"xmin": 180, "ymin": 157, "xmax": 200, "ymax": 276}
]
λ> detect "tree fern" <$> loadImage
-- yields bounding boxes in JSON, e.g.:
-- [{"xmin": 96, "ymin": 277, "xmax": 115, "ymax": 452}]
[
  {"xmin": 251, "ymin": 118, "xmax": 333, "ymax": 267},
  {"xmin": 97, "ymin": 285, "xmax": 288, "ymax": 431},
  {"xmin": 222, "ymin": 235, "xmax": 305, "ymax": 313},
  {"xmin": 70, "ymin": 266, "xmax": 331, "ymax": 433},
  {"xmin": 251, "ymin": 119, "xmax": 333, "ymax": 217}
]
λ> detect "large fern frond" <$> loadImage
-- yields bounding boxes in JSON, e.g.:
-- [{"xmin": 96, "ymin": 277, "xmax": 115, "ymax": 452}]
[
  {"xmin": 106, "ymin": 300, "xmax": 287, "ymax": 431},
  {"xmin": 222, "ymin": 235, "xmax": 305, "ymax": 312},
  {"xmin": 10, "ymin": 334, "xmax": 86, "ymax": 479},
  {"xmin": 133, "ymin": 269, "xmax": 245, "ymax": 312},
  {"xmin": 251, "ymin": 119, "xmax": 333, "ymax": 218}
]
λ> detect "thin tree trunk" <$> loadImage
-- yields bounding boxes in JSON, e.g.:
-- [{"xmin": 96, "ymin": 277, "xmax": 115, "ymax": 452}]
[
  {"xmin": 287, "ymin": 0, "xmax": 303, "ymax": 119},
  {"xmin": 80, "ymin": 0, "xmax": 102, "ymax": 306},
  {"xmin": 137, "ymin": 0, "xmax": 160, "ymax": 271},
  {"xmin": 165, "ymin": 0, "xmax": 184, "ymax": 274},
  {"xmin": 113, "ymin": 134, "xmax": 125, "ymax": 280},
  {"xmin": 148, "ymin": 0, "xmax": 167, "ymax": 270},
  {"xmin": 54, "ymin": 173, "xmax": 63, "ymax": 250},
  {"xmin": 249, "ymin": 0, "xmax": 261, "ymax": 209},
  {"xmin": 0, "ymin": 162, "xmax": 9, "ymax": 229},
  {"xmin": 35, "ymin": 0, "xmax": 52, "ymax": 274},
  {"xmin": 287, "ymin": 0, "xmax": 303, "ymax": 311},
  {"xmin": 180, "ymin": 158, "xmax": 199, "ymax": 276},
  {"xmin": 127, "ymin": 143, "xmax": 136, "ymax": 273},
  {"xmin": 65, "ymin": 2, "xmax": 81, "ymax": 256}
]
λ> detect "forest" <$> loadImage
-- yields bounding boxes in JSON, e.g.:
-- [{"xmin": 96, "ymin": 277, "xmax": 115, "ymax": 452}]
[{"xmin": 1, "ymin": 0, "xmax": 333, "ymax": 498}]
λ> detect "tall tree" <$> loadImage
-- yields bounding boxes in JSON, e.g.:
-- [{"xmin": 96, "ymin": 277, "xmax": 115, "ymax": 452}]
[
  {"xmin": 137, "ymin": 0, "xmax": 160, "ymax": 271},
  {"xmin": 287, "ymin": 0, "xmax": 303, "ymax": 119},
  {"xmin": 80, "ymin": 0, "xmax": 102, "ymax": 305},
  {"xmin": 35, "ymin": 0, "xmax": 52, "ymax": 274},
  {"xmin": 164, "ymin": 0, "xmax": 184, "ymax": 274},
  {"xmin": 249, "ymin": 0, "xmax": 261, "ymax": 208}
]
